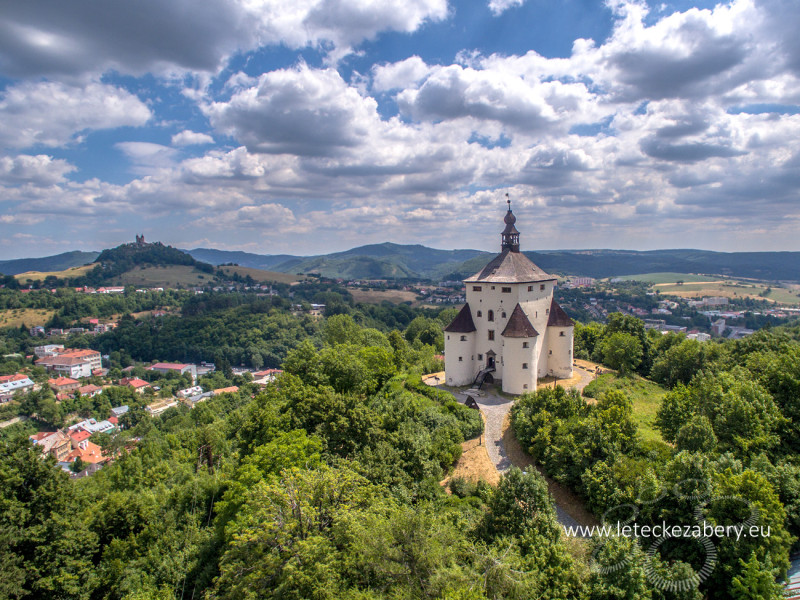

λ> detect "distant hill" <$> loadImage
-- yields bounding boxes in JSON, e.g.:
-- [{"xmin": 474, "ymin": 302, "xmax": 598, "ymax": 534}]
[
  {"xmin": 0, "ymin": 251, "xmax": 99, "ymax": 275},
  {"xmin": 91, "ymin": 241, "xmax": 214, "ymax": 284},
  {"xmin": 7, "ymin": 243, "xmax": 800, "ymax": 284},
  {"xmin": 186, "ymin": 243, "xmax": 489, "ymax": 280}
]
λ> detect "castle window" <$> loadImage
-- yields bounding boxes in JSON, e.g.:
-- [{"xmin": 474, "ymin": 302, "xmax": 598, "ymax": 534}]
[
  {"xmin": 446, "ymin": 335, "xmax": 449, "ymax": 340},
  {"xmin": 502, "ymin": 312, "xmax": 506, "ymax": 318},
  {"xmin": 488, "ymin": 310, "xmax": 494, "ymax": 322},
  {"xmin": 559, "ymin": 331, "xmax": 565, "ymax": 337},
  {"xmin": 478, "ymin": 354, "xmax": 483, "ymax": 360},
  {"xmin": 460, "ymin": 335, "xmax": 467, "ymax": 341},
  {"xmin": 549, "ymin": 350, "xmax": 552, "ymax": 355},
  {"xmin": 540, "ymin": 284, "xmax": 545, "ymax": 290},
  {"xmin": 522, "ymin": 363, "xmax": 528, "ymax": 369},
  {"xmin": 488, "ymin": 330, "xmax": 495, "ymax": 341},
  {"xmin": 523, "ymin": 384, "xmax": 528, "ymax": 389},
  {"xmin": 491, "ymin": 286, "xmax": 495, "ymax": 290},
  {"xmin": 459, "ymin": 356, "xmax": 463, "ymax": 362},
  {"xmin": 472, "ymin": 286, "xmax": 482, "ymax": 292},
  {"xmin": 502, "ymin": 287, "xmax": 511, "ymax": 293},
  {"xmin": 528, "ymin": 286, "xmax": 533, "ymax": 292},
  {"xmin": 477, "ymin": 310, "xmax": 482, "ymax": 318},
  {"xmin": 546, "ymin": 309, "xmax": 550, "ymax": 315},
  {"xmin": 522, "ymin": 342, "xmax": 529, "ymax": 348}
]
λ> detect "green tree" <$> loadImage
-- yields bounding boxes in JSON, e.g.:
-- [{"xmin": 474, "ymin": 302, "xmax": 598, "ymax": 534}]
[{"xmin": 599, "ymin": 332, "xmax": 643, "ymax": 376}]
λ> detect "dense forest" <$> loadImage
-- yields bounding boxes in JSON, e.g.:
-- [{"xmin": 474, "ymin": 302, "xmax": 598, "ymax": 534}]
[
  {"xmin": 513, "ymin": 316, "xmax": 800, "ymax": 599},
  {"xmin": 2, "ymin": 283, "xmax": 800, "ymax": 598}
]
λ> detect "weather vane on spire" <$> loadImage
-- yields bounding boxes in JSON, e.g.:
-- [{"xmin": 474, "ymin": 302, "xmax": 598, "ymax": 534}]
[{"xmin": 506, "ymin": 192, "xmax": 511, "ymax": 210}]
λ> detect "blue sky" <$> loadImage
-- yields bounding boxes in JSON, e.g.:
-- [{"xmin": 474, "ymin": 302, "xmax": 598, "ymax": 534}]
[{"xmin": 1, "ymin": 0, "xmax": 799, "ymax": 259}]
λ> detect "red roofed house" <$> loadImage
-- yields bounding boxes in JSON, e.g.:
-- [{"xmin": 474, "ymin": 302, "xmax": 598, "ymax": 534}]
[
  {"xmin": 77, "ymin": 384, "xmax": 102, "ymax": 397},
  {"xmin": 119, "ymin": 378, "xmax": 151, "ymax": 393},
  {"xmin": 48, "ymin": 377, "xmax": 81, "ymax": 394},
  {"xmin": 212, "ymin": 386, "xmax": 239, "ymax": 395},
  {"xmin": 66, "ymin": 440, "xmax": 106, "ymax": 464},
  {"xmin": 68, "ymin": 429, "xmax": 91, "ymax": 445},
  {"xmin": 252, "ymin": 369, "xmax": 283, "ymax": 386}
]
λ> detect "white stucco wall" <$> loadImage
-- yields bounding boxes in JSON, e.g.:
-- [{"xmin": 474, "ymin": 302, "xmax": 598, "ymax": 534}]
[
  {"xmin": 501, "ymin": 338, "xmax": 538, "ymax": 395},
  {"xmin": 545, "ymin": 326, "xmax": 574, "ymax": 378},
  {"xmin": 444, "ymin": 331, "xmax": 476, "ymax": 386}
]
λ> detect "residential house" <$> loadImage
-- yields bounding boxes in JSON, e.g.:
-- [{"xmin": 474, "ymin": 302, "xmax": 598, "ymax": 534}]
[
  {"xmin": 110, "ymin": 405, "xmax": 129, "ymax": 417},
  {"xmin": 48, "ymin": 377, "xmax": 80, "ymax": 394},
  {"xmin": 69, "ymin": 418, "xmax": 115, "ymax": 435},
  {"xmin": 34, "ymin": 344, "xmax": 65, "ymax": 358},
  {"xmin": 145, "ymin": 398, "xmax": 179, "ymax": 416},
  {"xmin": 66, "ymin": 439, "xmax": 106, "ymax": 464},
  {"xmin": 29, "ymin": 431, "xmax": 72, "ymax": 461},
  {"xmin": 212, "ymin": 386, "xmax": 239, "ymax": 395},
  {"xmin": 0, "ymin": 374, "xmax": 35, "ymax": 402},
  {"xmin": 252, "ymin": 369, "xmax": 283, "ymax": 386},
  {"xmin": 176, "ymin": 385, "xmax": 203, "ymax": 398},
  {"xmin": 120, "ymin": 378, "xmax": 150, "ymax": 394},
  {"xmin": 77, "ymin": 384, "xmax": 102, "ymax": 397}
]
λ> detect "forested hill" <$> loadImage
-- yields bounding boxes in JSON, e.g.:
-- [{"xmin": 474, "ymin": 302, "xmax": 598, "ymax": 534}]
[
  {"xmin": 5, "ymin": 242, "xmax": 800, "ymax": 281},
  {"xmin": 190, "ymin": 244, "xmax": 800, "ymax": 282},
  {"xmin": 83, "ymin": 241, "xmax": 214, "ymax": 284},
  {"xmin": 0, "ymin": 250, "xmax": 99, "ymax": 275}
]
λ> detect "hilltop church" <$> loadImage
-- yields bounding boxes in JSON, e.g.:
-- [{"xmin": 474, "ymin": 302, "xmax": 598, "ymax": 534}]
[{"xmin": 444, "ymin": 201, "xmax": 574, "ymax": 395}]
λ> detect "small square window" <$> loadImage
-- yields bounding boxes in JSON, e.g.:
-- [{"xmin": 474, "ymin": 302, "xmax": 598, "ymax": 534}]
[
  {"xmin": 548, "ymin": 350, "xmax": 552, "ymax": 355},
  {"xmin": 501, "ymin": 287, "xmax": 511, "ymax": 293},
  {"xmin": 522, "ymin": 342, "xmax": 529, "ymax": 348},
  {"xmin": 491, "ymin": 286, "xmax": 495, "ymax": 290},
  {"xmin": 546, "ymin": 309, "xmax": 550, "ymax": 315},
  {"xmin": 478, "ymin": 354, "xmax": 483, "ymax": 360},
  {"xmin": 502, "ymin": 312, "xmax": 506, "ymax": 318},
  {"xmin": 527, "ymin": 286, "xmax": 533, "ymax": 292},
  {"xmin": 472, "ymin": 286, "xmax": 482, "ymax": 292},
  {"xmin": 522, "ymin": 363, "xmax": 528, "ymax": 369},
  {"xmin": 559, "ymin": 331, "xmax": 565, "ymax": 337},
  {"xmin": 523, "ymin": 384, "xmax": 528, "ymax": 389},
  {"xmin": 458, "ymin": 356, "xmax": 463, "ymax": 362},
  {"xmin": 460, "ymin": 335, "xmax": 467, "ymax": 341},
  {"xmin": 540, "ymin": 284, "xmax": 545, "ymax": 290},
  {"xmin": 477, "ymin": 310, "xmax": 482, "ymax": 317},
  {"xmin": 488, "ymin": 330, "xmax": 495, "ymax": 341}
]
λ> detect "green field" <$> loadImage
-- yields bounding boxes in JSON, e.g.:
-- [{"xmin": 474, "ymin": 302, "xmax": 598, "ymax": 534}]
[
  {"xmin": 582, "ymin": 373, "xmax": 667, "ymax": 443},
  {"xmin": 114, "ymin": 265, "xmax": 211, "ymax": 287},
  {"xmin": 15, "ymin": 264, "xmax": 94, "ymax": 283},
  {"xmin": 613, "ymin": 272, "xmax": 714, "ymax": 284},
  {"xmin": 218, "ymin": 266, "xmax": 305, "ymax": 285},
  {"xmin": 655, "ymin": 280, "xmax": 800, "ymax": 305}
]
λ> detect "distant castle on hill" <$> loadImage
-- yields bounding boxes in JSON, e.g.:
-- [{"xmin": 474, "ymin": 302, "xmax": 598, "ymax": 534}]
[{"xmin": 135, "ymin": 234, "xmax": 146, "ymax": 246}]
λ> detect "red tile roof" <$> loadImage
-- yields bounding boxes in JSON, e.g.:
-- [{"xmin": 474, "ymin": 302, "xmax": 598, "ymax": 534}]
[
  {"xmin": 49, "ymin": 377, "xmax": 80, "ymax": 386},
  {"xmin": 148, "ymin": 362, "xmax": 189, "ymax": 370}
]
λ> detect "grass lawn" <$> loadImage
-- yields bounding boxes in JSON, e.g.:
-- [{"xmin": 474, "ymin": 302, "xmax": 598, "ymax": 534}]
[{"xmin": 582, "ymin": 373, "xmax": 667, "ymax": 443}]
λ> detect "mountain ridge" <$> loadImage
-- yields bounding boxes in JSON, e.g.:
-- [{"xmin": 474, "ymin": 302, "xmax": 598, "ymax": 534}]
[{"xmin": 3, "ymin": 243, "xmax": 800, "ymax": 282}]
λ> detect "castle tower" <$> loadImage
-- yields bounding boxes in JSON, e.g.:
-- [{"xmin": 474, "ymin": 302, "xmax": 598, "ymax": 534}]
[{"xmin": 444, "ymin": 200, "xmax": 574, "ymax": 395}]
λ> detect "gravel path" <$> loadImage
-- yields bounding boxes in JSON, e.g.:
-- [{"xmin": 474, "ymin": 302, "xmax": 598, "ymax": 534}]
[{"xmin": 450, "ymin": 385, "xmax": 582, "ymax": 529}]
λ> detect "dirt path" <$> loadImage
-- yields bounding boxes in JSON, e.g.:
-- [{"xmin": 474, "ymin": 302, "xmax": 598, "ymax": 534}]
[{"xmin": 447, "ymin": 384, "xmax": 597, "ymax": 529}]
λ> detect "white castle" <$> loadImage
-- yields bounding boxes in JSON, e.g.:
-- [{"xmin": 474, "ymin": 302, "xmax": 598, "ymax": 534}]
[{"xmin": 444, "ymin": 200, "xmax": 574, "ymax": 395}]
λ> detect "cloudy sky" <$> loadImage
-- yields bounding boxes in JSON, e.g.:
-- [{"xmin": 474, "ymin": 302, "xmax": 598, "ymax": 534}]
[{"xmin": 1, "ymin": 0, "xmax": 799, "ymax": 258}]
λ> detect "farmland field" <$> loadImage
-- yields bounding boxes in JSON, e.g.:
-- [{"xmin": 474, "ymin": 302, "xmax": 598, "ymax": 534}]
[
  {"xmin": 655, "ymin": 280, "xmax": 800, "ymax": 305},
  {"xmin": 14, "ymin": 264, "xmax": 94, "ymax": 283},
  {"xmin": 613, "ymin": 272, "xmax": 714, "ymax": 284},
  {"xmin": 218, "ymin": 266, "xmax": 305, "ymax": 284},
  {"xmin": 349, "ymin": 288, "xmax": 420, "ymax": 304}
]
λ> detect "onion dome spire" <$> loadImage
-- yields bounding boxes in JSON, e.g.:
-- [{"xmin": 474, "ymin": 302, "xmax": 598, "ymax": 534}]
[{"xmin": 501, "ymin": 193, "xmax": 520, "ymax": 252}]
